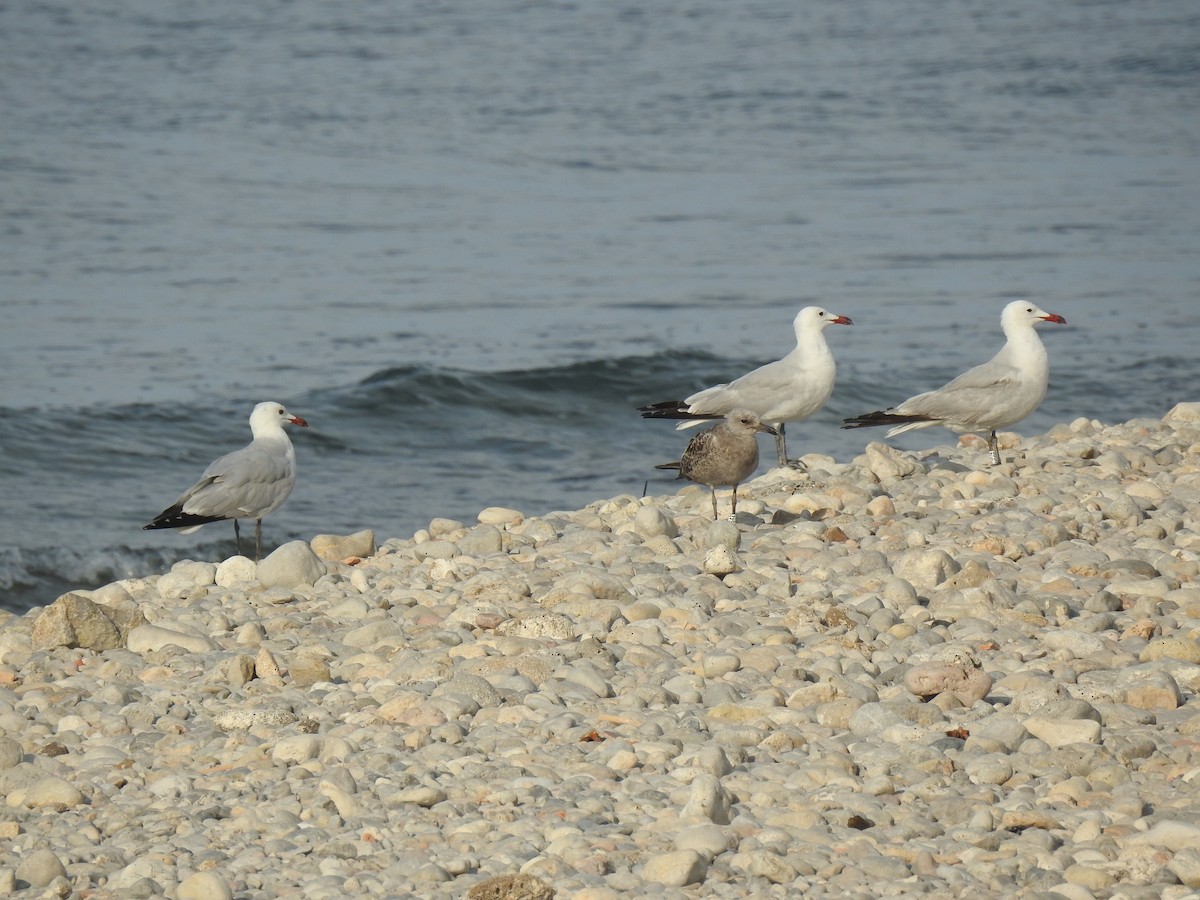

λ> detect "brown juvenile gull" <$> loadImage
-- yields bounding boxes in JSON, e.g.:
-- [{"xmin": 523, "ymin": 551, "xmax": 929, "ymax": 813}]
[
  {"xmin": 655, "ymin": 409, "xmax": 778, "ymax": 519},
  {"xmin": 640, "ymin": 305, "xmax": 852, "ymax": 467},
  {"xmin": 842, "ymin": 300, "xmax": 1066, "ymax": 465},
  {"xmin": 144, "ymin": 401, "xmax": 308, "ymax": 560}
]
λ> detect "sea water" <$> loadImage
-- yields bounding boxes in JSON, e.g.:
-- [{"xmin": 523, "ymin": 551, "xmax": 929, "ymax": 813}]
[{"xmin": 2, "ymin": 0, "xmax": 1198, "ymax": 611}]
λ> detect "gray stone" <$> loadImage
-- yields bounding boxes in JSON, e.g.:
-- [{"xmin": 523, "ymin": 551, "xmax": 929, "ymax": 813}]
[
  {"xmin": 458, "ymin": 524, "xmax": 504, "ymax": 557},
  {"xmin": 634, "ymin": 505, "xmax": 679, "ymax": 539},
  {"xmin": 703, "ymin": 520, "xmax": 741, "ymax": 550},
  {"xmin": 1167, "ymin": 847, "xmax": 1200, "ymax": 888},
  {"xmin": 127, "ymin": 624, "xmax": 217, "ymax": 655},
  {"xmin": 674, "ymin": 824, "xmax": 732, "ymax": 859},
  {"xmin": 258, "ymin": 540, "xmax": 328, "ymax": 588},
  {"xmin": 414, "ymin": 539, "xmax": 461, "ymax": 561},
  {"xmin": 734, "ymin": 849, "xmax": 797, "ymax": 884},
  {"xmin": 1023, "ymin": 716, "xmax": 1101, "ymax": 747},
  {"xmin": 0, "ymin": 737, "xmax": 22, "ymax": 769},
  {"xmin": 435, "ymin": 674, "xmax": 503, "ymax": 707},
  {"xmin": 14, "ymin": 848, "xmax": 65, "ymax": 889}
]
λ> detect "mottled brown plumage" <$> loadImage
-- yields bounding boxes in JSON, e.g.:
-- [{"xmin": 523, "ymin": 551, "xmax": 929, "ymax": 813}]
[{"xmin": 656, "ymin": 409, "xmax": 778, "ymax": 519}]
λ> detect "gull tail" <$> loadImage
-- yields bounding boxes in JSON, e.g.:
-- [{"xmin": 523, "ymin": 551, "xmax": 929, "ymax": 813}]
[{"xmin": 841, "ymin": 411, "xmax": 935, "ymax": 430}]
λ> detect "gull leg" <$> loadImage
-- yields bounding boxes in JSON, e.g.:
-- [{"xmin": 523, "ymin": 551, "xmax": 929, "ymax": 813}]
[
  {"xmin": 988, "ymin": 430, "xmax": 1001, "ymax": 466},
  {"xmin": 731, "ymin": 483, "xmax": 740, "ymax": 519},
  {"xmin": 255, "ymin": 519, "xmax": 263, "ymax": 562},
  {"xmin": 233, "ymin": 520, "xmax": 243, "ymax": 558},
  {"xmin": 775, "ymin": 424, "xmax": 788, "ymax": 467},
  {"xmin": 710, "ymin": 487, "xmax": 719, "ymax": 520}
]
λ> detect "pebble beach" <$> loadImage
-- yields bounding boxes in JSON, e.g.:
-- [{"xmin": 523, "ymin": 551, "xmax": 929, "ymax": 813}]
[{"xmin": 3, "ymin": 407, "xmax": 1200, "ymax": 899}]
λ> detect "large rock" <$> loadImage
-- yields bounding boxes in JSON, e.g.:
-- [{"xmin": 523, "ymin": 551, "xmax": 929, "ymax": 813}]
[
  {"xmin": 863, "ymin": 442, "xmax": 923, "ymax": 481},
  {"xmin": 310, "ymin": 530, "xmax": 376, "ymax": 562},
  {"xmin": 893, "ymin": 549, "xmax": 961, "ymax": 591},
  {"xmin": 642, "ymin": 849, "xmax": 708, "ymax": 887},
  {"xmin": 14, "ymin": 848, "xmax": 66, "ymax": 889},
  {"xmin": 31, "ymin": 593, "xmax": 122, "ymax": 651},
  {"xmin": 1140, "ymin": 637, "xmax": 1200, "ymax": 664},
  {"xmin": 905, "ymin": 661, "xmax": 993, "ymax": 705},
  {"xmin": 13, "ymin": 775, "xmax": 85, "ymax": 810},
  {"xmin": 215, "ymin": 556, "xmax": 258, "ymax": 586},
  {"xmin": 258, "ymin": 540, "xmax": 328, "ymax": 588},
  {"xmin": 178, "ymin": 871, "xmax": 234, "ymax": 900},
  {"xmin": 458, "ymin": 524, "xmax": 504, "ymax": 557},
  {"xmin": 0, "ymin": 737, "xmax": 23, "ymax": 770},
  {"xmin": 476, "ymin": 506, "xmax": 525, "ymax": 527},
  {"xmin": 634, "ymin": 505, "xmax": 679, "ymax": 539},
  {"xmin": 1164, "ymin": 401, "xmax": 1200, "ymax": 424}
]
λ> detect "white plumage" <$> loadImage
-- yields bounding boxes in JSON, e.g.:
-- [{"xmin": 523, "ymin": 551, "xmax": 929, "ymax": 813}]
[
  {"xmin": 144, "ymin": 401, "xmax": 308, "ymax": 559},
  {"xmin": 843, "ymin": 301, "xmax": 1066, "ymax": 464},
  {"xmin": 641, "ymin": 306, "xmax": 852, "ymax": 466}
]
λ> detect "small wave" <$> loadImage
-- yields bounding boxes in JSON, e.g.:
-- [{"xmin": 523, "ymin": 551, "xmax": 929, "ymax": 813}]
[
  {"xmin": 0, "ymin": 542, "xmax": 204, "ymax": 614},
  {"xmin": 344, "ymin": 352, "xmax": 759, "ymax": 412}
]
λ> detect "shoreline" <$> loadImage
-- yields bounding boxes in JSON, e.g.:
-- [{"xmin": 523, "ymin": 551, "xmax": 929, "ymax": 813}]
[{"xmin": 2, "ymin": 408, "xmax": 1200, "ymax": 897}]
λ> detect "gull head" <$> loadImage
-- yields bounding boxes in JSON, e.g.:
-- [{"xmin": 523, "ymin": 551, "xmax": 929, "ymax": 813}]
[
  {"xmin": 250, "ymin": 401, "xmax": 309, "ymax": 433},
  {"xmin": 1002, "ymin": 300, "xmax": 1067, "ymax": 331},
  {"xmin": 728, "ymin": 409, "xmax": 779, "ymax": 436},
  {"xmin": 796, "ymin": 306, "xmax": 854, "ymax": 332}
]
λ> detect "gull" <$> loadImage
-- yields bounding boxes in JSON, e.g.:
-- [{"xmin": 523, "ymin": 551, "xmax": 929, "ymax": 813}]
[
  {"xmin": 640, "ymin": 306, "xmax": 852, "ymax": 467},
  {"xmin": 144, "ymin": 401, "xmax": 308, "ymax": 560},
  {"xmin": 655, "ymin": 409, "xmax": 778, "ymax": 519},
  {"xmin": 842, "ymin": 300, "xmax": 1067, "ymax": 465}
]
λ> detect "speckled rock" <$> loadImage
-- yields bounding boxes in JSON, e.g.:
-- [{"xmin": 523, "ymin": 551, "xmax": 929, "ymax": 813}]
[{"xmin": 31, "ymin": 592, "xmax": 122, "ymax": 651}]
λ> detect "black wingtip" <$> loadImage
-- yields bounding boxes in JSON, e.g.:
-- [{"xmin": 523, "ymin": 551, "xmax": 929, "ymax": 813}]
[
  {"xmin": 841, "ymin": 411, "xmax": 933, "ymax": 430},
  {"xmin": 143, "ymin": 506, "xmax": 228, "ymax": 531},
  {"xmin": 639, "ymin": 401, "xmax": 691, "ymax": 420},
  {"xmin": 654, "ymin": 461, "xmax": 682, "ymax": 471},
  {"xmin": 640, "ymin": 403, "xmax": 728, "ymax": 423}
]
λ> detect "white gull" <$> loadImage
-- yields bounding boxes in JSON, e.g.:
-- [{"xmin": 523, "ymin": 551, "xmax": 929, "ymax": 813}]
[
  {"xmin": 842, "ymin": 300, "xmax": 1066, "ymax": 465},
  {"xmin": 640, "ymin": 305, "xmax": 852, "ymax": 467},
  {"xmin": 144, "ymin": 401, "xmax": 308, "ymax": 560}
]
